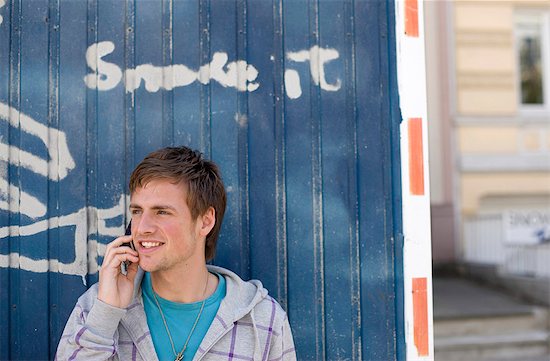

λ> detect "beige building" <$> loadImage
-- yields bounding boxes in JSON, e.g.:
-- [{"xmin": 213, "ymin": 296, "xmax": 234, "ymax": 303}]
[{"xmin": 426, "ymin": 0, "xmax": 550, "ymax": 284}]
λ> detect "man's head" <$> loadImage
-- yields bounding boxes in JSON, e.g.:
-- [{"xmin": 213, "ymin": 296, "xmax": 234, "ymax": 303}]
[{"xmin": 129, "ymin": 146, "xmax": 226, "ymax": 261}]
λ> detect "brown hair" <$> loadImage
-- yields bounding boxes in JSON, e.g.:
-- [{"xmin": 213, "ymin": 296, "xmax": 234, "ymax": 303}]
[{"xmin": 129, "ymin": 146, "xmax": 226, "ymax": 261}]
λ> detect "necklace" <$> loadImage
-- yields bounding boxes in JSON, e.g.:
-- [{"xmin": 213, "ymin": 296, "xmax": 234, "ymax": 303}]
[{"xmin": 152, "ymin": 273, "xmax": 210, "ymax": 361}]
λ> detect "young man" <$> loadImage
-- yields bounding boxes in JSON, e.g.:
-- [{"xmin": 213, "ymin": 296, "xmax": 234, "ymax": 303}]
[{"xmin": 56, "ymin": 146, "xmax": 296, "ymax": 361}]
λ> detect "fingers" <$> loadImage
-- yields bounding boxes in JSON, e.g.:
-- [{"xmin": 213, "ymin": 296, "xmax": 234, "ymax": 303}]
[
  {"xmin": 104, "ymin": 235, "xmax": 134, "ymax": 253},
  {"xmin": 101, "ymin": 236, "xmax": 139, "ymax": 271},
  {"xmin": 97, "ymin": 236, "xmax": 139, "ymax": 309},
  {"xmin": 104, "ymin": 248, "xmax": 139, "ymax": 270},
  {"xmin": 126, "ymin": 261, "xmax": 139, "ymax": 280},
  {"xmin": 113, "ymin": 251, "xmax": 139, "ymax": 267}
]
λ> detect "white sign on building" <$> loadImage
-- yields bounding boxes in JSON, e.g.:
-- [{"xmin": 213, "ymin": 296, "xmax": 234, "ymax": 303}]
[{"xmin": 503, "ymin": 209, "xmax": 550, "ymax": 245}]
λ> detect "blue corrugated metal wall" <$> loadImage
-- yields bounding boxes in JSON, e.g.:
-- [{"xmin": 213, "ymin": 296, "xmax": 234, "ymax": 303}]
[{"xmin": 0, "ymin": 0, "xmax": 404, "ymax": 360}]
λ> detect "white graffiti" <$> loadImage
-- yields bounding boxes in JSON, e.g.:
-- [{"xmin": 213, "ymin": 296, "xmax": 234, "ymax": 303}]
[
  {"xmin": 0, "ymin": 0, "xmax": 5, "ymax": 25},
  {"xmin": 0, "ymin": 195, "xmax": 127, "ymax": 283},
  {"xmin": 0, "ymin": 40, "xmax": 344, "ymax": 282},
  {"xmin": 0, "ymin": 102, "xmax": 76, "ymax": 217},
  {"xmin": 0, "ymin": 102, "xmax": 75, "ymax": 181},
  {"xmin": 284, "ymin": 45, "xmax": 342, "ymax": 99},
  {"xmin": 84, "ymin": 41, "xmax": 260, "ymax": 93},
  {"xmin": 0, "ymin": 178, "xmax": 46, "ymax": 219},
  {"xmin": 83, "ymin": 41, "xmax": 342, "ymax": 100},
  {"xmin": 0, "ymin": 102, "xmax": 125, "ymax": 283}
]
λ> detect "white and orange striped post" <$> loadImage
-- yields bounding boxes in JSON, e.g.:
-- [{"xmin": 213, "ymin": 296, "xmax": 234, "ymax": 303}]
[{"xmin": 395, "ymin": 0, "xmax": 434, "ymax": 360}]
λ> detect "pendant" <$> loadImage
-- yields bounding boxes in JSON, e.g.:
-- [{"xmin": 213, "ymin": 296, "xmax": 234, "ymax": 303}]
[{"xmin": 175, "ymin": 353, "xmax": 184, "ymax": 361}]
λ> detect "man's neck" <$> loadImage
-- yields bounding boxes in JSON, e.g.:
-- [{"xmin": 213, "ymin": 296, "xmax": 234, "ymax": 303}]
[{"xmin": 150, "ymin": 263, "xmax": 212, "ymax": 303}]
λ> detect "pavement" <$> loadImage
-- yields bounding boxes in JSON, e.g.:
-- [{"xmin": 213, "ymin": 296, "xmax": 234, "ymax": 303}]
[
  {"xmin": 433, "ymin": 277, "xmax": 535, "ymax": 320},
  {"xmin": 433, "ymin": 277, "xmax": 550, "ymax": 361}
]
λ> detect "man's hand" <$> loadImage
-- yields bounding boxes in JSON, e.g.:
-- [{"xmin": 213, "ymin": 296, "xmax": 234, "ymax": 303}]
[{"xmin": 97, "ymin": 236, "xmax": 139, "ymax": 309}]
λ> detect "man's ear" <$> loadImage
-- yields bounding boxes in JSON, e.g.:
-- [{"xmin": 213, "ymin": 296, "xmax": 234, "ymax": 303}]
[{"xmin": 198, "ymin": 207, "xmax": 216, "ymax": 237}]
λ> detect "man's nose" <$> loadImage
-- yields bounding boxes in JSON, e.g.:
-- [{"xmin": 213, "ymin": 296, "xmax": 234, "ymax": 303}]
[{"xmin": 134, "ymin": 213, "xmax": 155, "ymax": 235}]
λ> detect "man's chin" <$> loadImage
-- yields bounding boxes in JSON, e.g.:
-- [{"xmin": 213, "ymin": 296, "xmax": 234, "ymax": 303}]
[
  {"xmin": 137, "ymin": 260, "xmax": 156, "ymax": 273},
  {"xmin": 138, "ymin": 260, "xmax": 170, "ymax": 274}
]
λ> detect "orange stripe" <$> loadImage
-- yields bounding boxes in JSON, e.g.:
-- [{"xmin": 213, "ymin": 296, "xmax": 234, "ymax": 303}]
[
  {"xmin": 412, "ymin": 277, "xmax": 429, "ymax": 356},
  {"xmin": 408, "ymin": 118, "xmax": 424, "ymax": 195},
  {"xmin": 405, "ymin": 0, "xmax": 419, "ymax": 37}
]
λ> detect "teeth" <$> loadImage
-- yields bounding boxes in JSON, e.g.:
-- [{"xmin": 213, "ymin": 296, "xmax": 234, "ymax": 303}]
[{"xmin": 142, "ymin": 242, "xmax": 162, "ymax": 248}]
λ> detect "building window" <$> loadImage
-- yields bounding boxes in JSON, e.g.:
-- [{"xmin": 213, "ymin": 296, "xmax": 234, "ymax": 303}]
[
  {"xmin": 518, "ymin": 23, "xmax": 543, "ymax": 104},
  {"xmin": 515, "ymin": 12, "xmax": 550, "ymax": 113}
]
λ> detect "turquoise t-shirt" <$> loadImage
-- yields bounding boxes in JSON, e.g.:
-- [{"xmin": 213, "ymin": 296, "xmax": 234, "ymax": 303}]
[{"xmin": 142, "ymin": 272, "xmax": 226, "ymax": 361}]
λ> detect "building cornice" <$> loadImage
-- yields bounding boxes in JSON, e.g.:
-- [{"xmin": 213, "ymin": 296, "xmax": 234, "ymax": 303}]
[{"xmin": 460, "ymin": 154, "xmax": 550, "ymax": 172}]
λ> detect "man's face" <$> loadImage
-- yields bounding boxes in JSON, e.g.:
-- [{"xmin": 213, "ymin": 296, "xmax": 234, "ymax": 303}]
[{"xmin": 129, "ymin": 179, "xmax": 207, "ymax": 274}]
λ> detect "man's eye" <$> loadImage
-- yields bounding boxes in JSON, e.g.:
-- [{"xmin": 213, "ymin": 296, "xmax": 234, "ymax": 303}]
[
  {"xmin": 131, "ymin": 209, "xmax": 142, "ymax": 215},
  {"xmin": 157, "ymin": 210, "xmax": 168, "ymax": 215}
]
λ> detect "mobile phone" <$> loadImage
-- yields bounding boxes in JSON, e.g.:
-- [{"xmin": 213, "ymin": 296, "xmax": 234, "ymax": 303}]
[
  {"xmin": 122, "ymin": 221, "xmax": 135, "ymax": 248},
  {"xmin": 121, "ymin": 221, "xmax": 136, "ymax": 274}
]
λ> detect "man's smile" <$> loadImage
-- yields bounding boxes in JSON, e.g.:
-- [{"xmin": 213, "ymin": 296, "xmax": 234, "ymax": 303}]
[
  {"xmin": 137, "ymin": 240, "xmax": 165, "ymax": 252},
  {"xmin": 141, "ymin": 241, "xmax": 162, "ymax": 248}
]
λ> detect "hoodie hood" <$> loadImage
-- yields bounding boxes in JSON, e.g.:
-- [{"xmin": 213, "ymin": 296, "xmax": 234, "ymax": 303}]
[
  {"xmin": 195, "ymin": 265, "xmax": 270, "ymax": 360},
  {"xmin": 207, "ymin": 265, "xmax": 268, "ymax": 320}
]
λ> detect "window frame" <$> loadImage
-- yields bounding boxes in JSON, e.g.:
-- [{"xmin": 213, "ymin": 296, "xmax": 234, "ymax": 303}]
[{"xmin": 514, "ymin": 11, "xmax": 550, "ymax": 116}]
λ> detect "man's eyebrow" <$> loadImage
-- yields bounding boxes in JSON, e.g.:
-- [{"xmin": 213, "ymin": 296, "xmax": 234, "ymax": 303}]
[
  {"xmin": 151, "ymin": 205, "xmax": 177, "ymax": 211},
  {"xmin": 129, "ymin": 204, "xmax": 176, "ymax": 211}
]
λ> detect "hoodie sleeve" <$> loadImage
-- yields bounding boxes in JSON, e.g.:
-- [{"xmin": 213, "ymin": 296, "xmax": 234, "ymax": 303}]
[
  {"xmin": 268, "ymin": 313, "xmax": 297, "ymax": 361},
  {"xmin": 55, "ymin": 289, "xmax": 127, "ymax": 361}
]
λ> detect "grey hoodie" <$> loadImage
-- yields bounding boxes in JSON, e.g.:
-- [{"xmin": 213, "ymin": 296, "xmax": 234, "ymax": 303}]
[{"xmin": 55, "ymin": 265, "xmax": 296, "ymax": 361}]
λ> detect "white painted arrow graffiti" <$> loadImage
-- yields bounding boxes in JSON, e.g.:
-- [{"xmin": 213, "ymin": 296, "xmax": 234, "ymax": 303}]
[{"xmin": 0, "ymin": 101, "xmax": 124, "ymax": 283}]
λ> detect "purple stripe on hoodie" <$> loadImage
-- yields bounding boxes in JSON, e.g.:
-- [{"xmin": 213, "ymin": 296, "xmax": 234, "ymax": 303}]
[
  {"xmin": 68, "ymin": 347, "xmax": 81, "ymax": 361},
  {"xmin": 136, "ymin": 331, "xmax": 150, "ymax": 344},
  {"xmin": 216, "ymin": 314, "xmax": 228, "ymax": 329},
  {"xmin": 261, "ymin": 298, "xmax": 277, "ymax": 361},
  {"xmin": 79, "ymin": 345, "xmax": 116, "ymax": 354},
  {"xmin": 127, "ymin": 302, "xmax": 140, "ymax": 311},
  {"xmin": 70, "ymin": 327, "xmax": 116, "ymax": 357},
  {"xmin": 208, "ymin": 349, "xmax": 254, "ymax": 361},
  {"xmin": 75, "ymin": 305, "xmax": 89, "ymax": 323},
  {"xmin": 229, "ymin": 323, "xmax": 238, "ymax": 360},
  {"xmin": 236, "ymin": 321, "xmax": 280, "ymax": 336},
  {"xmin": 74, "ymin": 327, "xmax": 87, "ymax": 347}
]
